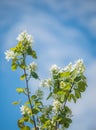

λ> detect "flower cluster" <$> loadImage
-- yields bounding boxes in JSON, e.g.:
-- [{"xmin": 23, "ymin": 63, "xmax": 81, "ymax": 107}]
[
  {"xmin": 5, "ymin": 31, "xmax": 35, "ymax": 62},
  {"xmin": 5, "ymin": 50, "xmax": 17, "ymax": 62},
  {"xmin": 40, "ymin": 78, "xmax": 52, "ymax": 87},
  {"xmin": 74, "ymin": 59, "xmax": 85, "ymax": 73},
  {"xmin": 49, "ymin": 59, "xmax": 85, "ymax": 75},
  {"xmin": 62, "ymin": 59, "xmax": 85, "ymax": 74},
  {"xmin": 63, "ymin": 62, "xmax": 73, "ymax": 72},
  {"xmin": 20, "ymin": 105, "xmax": 31, "ymax": 115},
  {"xmin": 26, "ymin": 62, "xmax": 37, "ymax": 72},
  {"xmin": 40, "ymin": 59, "xmax": 85, "ymax": 88},
  {"xmin": 53, "ymin": 100, "xmax": 62, "ymax": 112},
  {"xmin": 17, "ymin": 30, "xmax": 33, "ymax": 45},
  {"xmin": 50, "ymin": 64, "xmax": 60, "ymax": 74}
]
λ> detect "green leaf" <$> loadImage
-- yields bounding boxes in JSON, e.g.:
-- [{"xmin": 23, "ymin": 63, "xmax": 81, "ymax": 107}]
[
  {"xmin": 19, "ymin": 117, "xmax": 29, "ymax": 123},
  {"xmin": 25, "ymin": 101, "xmax": 30, "ymax": 105},
  {"xmin": 66, "ymin": 118, "xmax": 72, "ymax": 123},
  {"xmin": 16, "ymin": 88, "xmax": 24, "ymax": 94},
  {"xmin": 20, "ymin": 74, "xmax": 26, "ymax": 80},
  {"xmin": 31, "ymin": 50, "xmax": 37, "ymax": 59},
  {"xmin": 68, "ymin": 94, "xmax": 71, "ymax": 102},
  {"xmin": 35, "ymin": 101, "xmax": 43, "ymax": 107},
  {"xmin": 32, "ymin": 108, "xmax": 39, "ymax": 114},
  {"xmin": 75, "ymin": 90, "xmax": 81, "ymax": 98},
  {"xmin": 63, "ymin": 118, "xmax": 70, "ymax": 128},
  {"xmin": 78, "ymin": 81, "xmax": 86, "ymax": 92},
  {"xmin": 64, "ymin": 84, "xmax": 71, "ymax": 91},
  {"xmin": 26, "ymin": 47, "xmax": 32, "ymax": 55},
  {"xmin": 74, "ymin": 76, "xmax": 81, "ymax": 82},
  {"xmin": 18, "ymin": 119, "xmax": 25, "ymax": 128},
  {"xmin": 31, "ymin": 95, "xmax": 37, "ymax": 100},
  {"xmin": 31, "ymin": 72, "xmax": 39, "ymax": 79},
  {"xmin": 40, "ymin": 115, "xmax": 47, "ymax": 124},
  {"xmin": 60, "ymin": 71, "xmax": 70, "ymax": 78},
  {"xmin": 19, "ymin": 63, "xmax": 26, "ymax": 69},
  {"xmin": 61, "ymin": 95, "xmax": 65, "ymax": 102},
  {"xmin": 23, "ymin": 117, "xmax": 29, "ymax": 122},
  {"xmin": 71, "ymin": 94, "xmax": 76, "ymax": 103},
  {"xmin": 12, "ymin": 101, "xmax": 19, "ymax": 105},
  {"xmin": 27, "ymin": 47, "xmax": 37, "ymax": 59},
  {"xmin": 64, "ymin": 106, "xmax": 71, "ymax": 113},
  {"xmin": 46, "ymin": 92, "xmax": 52, "ymax": 100},
  {"xmin": 21, "ymin": 126, "xmax": 30, "ymax": 130},
  {"xmin": 11, "ymin": 63, "xmax": 18, "ymax": 71}
]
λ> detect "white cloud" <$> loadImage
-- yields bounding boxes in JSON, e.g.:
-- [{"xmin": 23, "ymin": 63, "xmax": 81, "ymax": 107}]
[
  {"xmin": 1, "ymin": 0, "xmax": 96, "ymax": 37},
  {"xmin": 44, "ymin": 0, "xmax": 96, "ymax": 36},
  {"xmin": 88, "ymin": 17, "xmax": 96, "ymax": 36}
]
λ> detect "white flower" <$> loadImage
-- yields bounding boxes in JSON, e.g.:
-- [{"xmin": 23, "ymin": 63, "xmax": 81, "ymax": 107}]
[
  {"xmin": 53, "ymin": 100, "xmax": 62, "ymax": 111},
  {"xmin": 74, "ymin": 59, "xmax": 85, "ymax": 73},
  {"xmin": 5, "ymin": 50, "xmax": 17, "ymax": 61},
  {"xmin": 50, "ymin": 64, "xmax": 60, "ymax": 74},
  {"xmin": 63, "ymin": 62, "xmax": 74, "ymax": 72},
  {"xmin": 20, "ymin": 105, "xmax": 25, "ymax": 115},
  {"xmin": 26, "ymin": 62, "xmax": 37, "ymax": 72},
  {"xmin": 20, "ymin": 105, "xmax": 31, "ymax": 115},
  {"xmin": 47, "ymin": 79, "xmax": 52, "ymax": 86},
  {"xmin": 62, "ymin": 59, "xmax": 85, "ymax": 74},
  {"xmin": 17, "ymin": 30, "xmax": 33, "ymax": 44},
  {"xmin": 40, "ymin": 78, "xmax": 52, "ymax": 87},
  {"xmin": 40, "ymin": 80, "xmax": 48, "ymax": 87}
]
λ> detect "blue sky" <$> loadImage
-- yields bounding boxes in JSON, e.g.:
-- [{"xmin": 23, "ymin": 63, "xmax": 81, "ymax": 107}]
[{"xmin": 0, "ymin": 0, "xmax": 96, "ymax": 130}]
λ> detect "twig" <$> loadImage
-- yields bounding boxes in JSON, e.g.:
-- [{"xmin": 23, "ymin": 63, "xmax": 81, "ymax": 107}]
[{"xmin": 23, "ymin": 54, "xmax": 37, "ymax": 130}]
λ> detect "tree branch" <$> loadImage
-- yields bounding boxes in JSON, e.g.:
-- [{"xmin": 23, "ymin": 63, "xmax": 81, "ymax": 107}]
[{"xmin": 23, "ymin": 54, "xmax": 37, "ymax": 130}]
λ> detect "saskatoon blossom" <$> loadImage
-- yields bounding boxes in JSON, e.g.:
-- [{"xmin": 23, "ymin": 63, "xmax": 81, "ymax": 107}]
[
  {"xmin": 40, "ymin": 78, "xmax": 52, "ymax": 87},
  {"xmin": 62, "ymin": 59, "xmax": 85, "ymax": 74},
  {"xmin": 26, "ymin": 62, "xmax": 37, "ymax": 72},
  {"xmin": 63, "ymin": 62, "xmax": 73, "ymax": 72},
  {"xmin": 20, "ymin": 105, "xmax": 31, "ymax": 115},
  {"xmin": 5, "ymin": 49, "xmax": 17, "ymax": 62},
  {"xmin": 52, "ymin": 100, "xmax": 62, "ymax": 112},
  {"xmin": 17, "ymin": 30, "xmax": 33, "ymax": 45},
  {"xmin": 50, "ymin": 64, "xmax": 60, "ymax": 74},
  {"xmin": 74, "ymin": 59, "xmax": 85, "ymax": 73}
]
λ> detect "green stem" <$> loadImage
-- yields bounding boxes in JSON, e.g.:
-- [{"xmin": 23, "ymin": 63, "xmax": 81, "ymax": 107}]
[
  {"xmin": 63, "ymin": 83, "xmax": 74, "ymax": 108},
  {"xmin": 22, "ymin": 54, "xmax": 37, "ymax": 130},
  {"xmin": 24, "ymin": 68, "xmax": 37, "ymax": 130},
  {"xmin": 55, "ymin": 121, "xmax": 58, "ymax": 130}
]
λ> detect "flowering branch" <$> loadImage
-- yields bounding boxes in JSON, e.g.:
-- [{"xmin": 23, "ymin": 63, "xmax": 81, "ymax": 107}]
[{"xmin": 5, "ymin": 31, "xmax": 87, "ymax": 130}]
